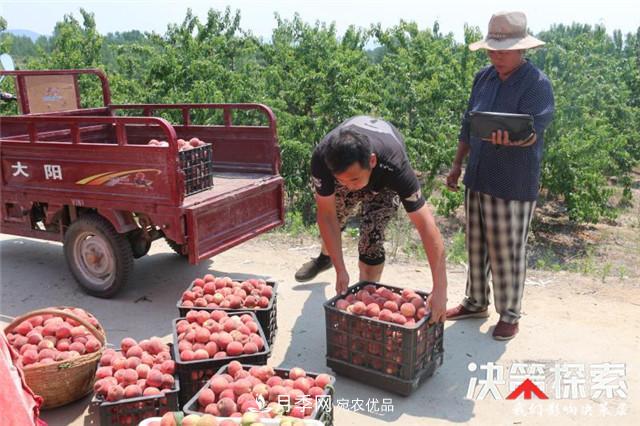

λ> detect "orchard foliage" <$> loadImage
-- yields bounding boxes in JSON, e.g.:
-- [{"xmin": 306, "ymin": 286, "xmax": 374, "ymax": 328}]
[{"xmin": 1, "ymin": 8, "xmax": 638, "ymax": 223}]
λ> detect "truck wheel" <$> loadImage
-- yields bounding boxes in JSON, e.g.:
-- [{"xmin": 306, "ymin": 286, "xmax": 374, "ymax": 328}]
[
  {"xmin": 165, "ymin": 237, "xmax": 188, "ymax": 257},
  {"xmin": 64, "ymin": 214, "xmax": 133, "ymax": 298}
]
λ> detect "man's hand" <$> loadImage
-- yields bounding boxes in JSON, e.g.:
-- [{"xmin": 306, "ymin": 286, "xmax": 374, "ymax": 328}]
[
  {"xmin": 427, "ymin": 288, "xmax": 447, "ymax": 324},
  {"xmin": 446, "ymin": 163, "xmax": 462, "ymax": 191},
  {"xmin": 335, "ymin": 268, "xmax": 350, "ymax": 295}
]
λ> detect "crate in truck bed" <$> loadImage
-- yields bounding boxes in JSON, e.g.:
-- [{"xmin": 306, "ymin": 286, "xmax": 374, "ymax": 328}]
[
  {"xmin": 324, "ymin": 281, "xmax": 444, "ymax": 396},
  {"xmin": 179, "ymin": 143, "xmax": 214, "ymax": 195}
]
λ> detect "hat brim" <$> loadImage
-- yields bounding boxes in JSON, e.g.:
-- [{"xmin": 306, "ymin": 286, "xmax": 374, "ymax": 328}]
[{"xmin": 469, "ymin": 35, "xmax": 545, "ymax": 51}]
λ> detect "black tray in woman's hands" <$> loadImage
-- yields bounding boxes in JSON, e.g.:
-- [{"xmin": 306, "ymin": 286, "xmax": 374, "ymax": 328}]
[{"xmin": 469, "ymin": 111, "xmax": 534, "ymax": 143}]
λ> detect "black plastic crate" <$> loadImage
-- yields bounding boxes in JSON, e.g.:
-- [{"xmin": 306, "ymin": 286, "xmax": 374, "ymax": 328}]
[
  {"xmin": 176, "ymin": 280, "xmax": 278, "ymax": 348},
  {"xmin": 183, "ymin": 363, "xmax": 335, "ymax": 426},
  {"xmin": 173, "ymin": 311, "xmax": 271, "ymax": 406},
  {"xmin": 179, "ymin": 143, "xmax": 213, "ymax": 196},
  {"xmin": 91, "ymin": 344, "xmax": 180, "ymax": 425},
  {"xmin": 324, "ymin": 281, "xmax": 444, "ymax": 396}
]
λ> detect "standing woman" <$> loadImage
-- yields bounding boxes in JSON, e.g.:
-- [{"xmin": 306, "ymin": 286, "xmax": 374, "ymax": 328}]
[{"xmin": 445, "ymin": 11, "xmax": 555, "ymax": 340}]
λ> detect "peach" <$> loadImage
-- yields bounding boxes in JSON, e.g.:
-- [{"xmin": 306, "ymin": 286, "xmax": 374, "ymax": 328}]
[
  {"xmin": 226, "ymin": 341, "xmax": 243, "ymax": 357},
  {"xmin": 106, "ymin": 385, "xmax": 124, "ymax": 402},
  {"xmin": 210, "ymin": 376, "xmax": 229, "ymax": 395},
  {"xmin": 146, "ymin": 369, "xmax": 163, "ymax": 388},
  {"xmin": 42, "ymin": 323, "xmax": 58, "ymax": 337},
  {"xmin": 38, "ymin": 348, "xmax": 56, "ymax": 361},
  {"xmin": 266, "ymin": 376, "xmax": 282, "ymax": 387},
  {"xmin": 198, "ymin": 388, "xmax": 216, "ymax": 407},
  {"xmin": 351, "ymin": 302, "xmax": 366, "ymax": 315},
  {"xmin": 149, "ymin": 338, "xmax": 167, "ymax": 355},
  {"xmin": 69, "ymin": 341, "xmax": 85, "ymax": 354},
  {"xmin": 289, "ymin": 367, "xmax": 306, "ymax": 380},
  {"xmin": 204, "ymin": 403, "xmax": 220, "ymax": 416},
  {"xmin": 56, "ymin": 339, "xmax": 71, "ymax": 352},
  {"xmin": 219, "ymin": 388, "xmax": 236, "ymax": 402},
  {"xmin": 37, "ymin": 339, "xmax": 54, "ymax": 351},
  {"xmin": 366, "ymin": 303, "xmax": 380, "ymax": 318},
  {"xmin": 260, "ymin": 286, "xmax": 273, "ymax": 299},
  {"xmin": 196, "ymin": 328, "xmax": 211, "ymax": 343},
  {"xmin": 196, "ymin": 311, "xmax": 210, "ymax": 325},
  {"xmin": 226, "ymin": 361, "xmax": 242, "ymax": 378},
  {"xmin": 159, "ymin": 360, "xmax": 175, "ymax": 375},
  {"xmin": 383, "ymin": 300, "xmax": 399, "ymax": 312},
  {"xmin": 315, "ymin": 373, "xmax": 333, "ymax": 389},
  {"xmin": 143, "ymin": 387, "xmax": 161, "ymax": 396},
  {"xmin": 194, "ymin": 349, "xmax": 210, "ymax": 360},
  {"xmin": 182, "ymin": 330, "xmax": 196, "ymax": 343},
  {"xmin": 205, "ymin": 341, "xmax": 219, "ymax": 357},
  {"xmin": 379, "ymin": 309, "xmax": 394, "ymax": 322},
  {"xmin": 10, "ymin": 335, "xmax": 24, "ymax": 349},
  {"xmin": 186, "ymin": 310, "xmax": 199, "ymax": 323},
  {"xmin": 400, "ymin": 303, "xmax": 416, "ymax": 318},
  {"xmin": 392, "ymin": 313, "xmax": 407, "ymax": 325},
  {"xmin": 28, "ymin": 316, "xmax": 44, "ymax": 328},
  {"xmin": 126, "ymin": 345, "xmax": 143, "ymax": 358},
  {"xmin": 232, "ymin": 379, "xmax": 251, "ymax": 397},
  {"xmin": 15, "ymin": 321, "xmax": 33, "ymax": 336},
  {"xmin": 293, "ymin": 377, "xmax": 311, "ymax": 394},
  {"xmin": 124, "ymin": 384, "xmax": 142, "ymax": 398},
  {"xmin": 136, "ymin": 363, "xmax": 150, "ymax": 379},
  {"xmin": 126, "ymin": 356, "xmax": 141, "ymax": 369},
  {"xmin": 122, "ymin": 368, "xmax": 138, "ymax": 385},
  {"xmin": 243, "ymin": 342, "xmax": 258, "ymax": 354},
  {"xmin": 96, "ymin": 366, "xmax": 113, "ymax": 379},
  {"xmin": 217, "ymin": 397, "xmax": 237, "ymax": 417},
  {"xmin": 70, "ymin": 326, "xmax": 87, "ymax": 338},
  {"xmin": 268, "ymin": 385, "xmax": 286, "ymax": 402},
  {"xmin": 336, "ymin": 300, "xmax": 350, "ymax": 311},
  {"xmin": 162, "ymin": 374, "xmax": 175, "ymax": 389},
  {"xmin": 26, "ymin": 332, "xmax": 43, "ymax": 346},
  {"xmin": 55, "ymin": 324, "xmax": 72, "ymax": 339},
  {"xmin": 22, "ymin": 349, "xmax": 39, "ymax": 366}
]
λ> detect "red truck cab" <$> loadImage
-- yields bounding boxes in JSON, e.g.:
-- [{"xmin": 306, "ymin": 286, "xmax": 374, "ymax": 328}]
[{"xmin": 0, "ymin": 69, "xmax": 284, "ymax": 297}]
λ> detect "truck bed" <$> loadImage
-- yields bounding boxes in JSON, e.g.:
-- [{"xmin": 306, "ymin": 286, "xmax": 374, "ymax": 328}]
[{"xmin": 183, "ymin": 172, "xmax": 275, "ymax": 207}]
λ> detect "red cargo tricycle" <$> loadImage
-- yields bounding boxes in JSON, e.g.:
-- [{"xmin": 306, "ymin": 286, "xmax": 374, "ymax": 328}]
[{"xmin": 0, "ymin": 69, "xmax": 284, "ymax": 297}]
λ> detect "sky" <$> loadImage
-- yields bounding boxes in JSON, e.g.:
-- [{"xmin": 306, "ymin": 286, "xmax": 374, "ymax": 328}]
[{"xmin": 1, "ymin": 0, "xmax": 639, "ymax": 43}]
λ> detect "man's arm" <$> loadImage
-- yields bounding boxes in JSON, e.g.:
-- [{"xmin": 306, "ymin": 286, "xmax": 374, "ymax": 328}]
[
  {"xmin": 407, "ymin": 204, "xmax": 448, "ymax": 323},
  {"xmin": 446, "ymin": 140, "xmax": 470, "ymax": 191},
  {"xmin": 315, "ymin": 193, "xmax": 350, "ymax": 294}
]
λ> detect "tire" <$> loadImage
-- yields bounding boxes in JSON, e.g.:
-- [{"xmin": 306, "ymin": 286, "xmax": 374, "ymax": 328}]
[
  {"xmin": 165, "ymin": 237, "xmax": 188, "ymax": 258},
  {"xmin": 63, "ymin": 214, "xmax": 133, "ymax": 298},
  {"xmin": 128, "ymin": 229, "xmax": 151, "ymax": 259}
]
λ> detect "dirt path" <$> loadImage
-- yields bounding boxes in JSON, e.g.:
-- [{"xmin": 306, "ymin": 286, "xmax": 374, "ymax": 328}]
[{"xmin": 1, "ymin": 233, "xmax": 638, "ymax": 425}]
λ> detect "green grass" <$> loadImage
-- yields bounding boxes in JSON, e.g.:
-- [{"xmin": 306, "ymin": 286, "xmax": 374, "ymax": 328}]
[{"xmin": 446, "ymin": 228, "xmax": 467, "ymax": 265}]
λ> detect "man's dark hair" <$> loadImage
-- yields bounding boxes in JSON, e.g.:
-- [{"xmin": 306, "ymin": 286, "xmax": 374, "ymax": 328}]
[{"xmin": 324, "ymin": 129, "xmax": 372, "ymax": 174}]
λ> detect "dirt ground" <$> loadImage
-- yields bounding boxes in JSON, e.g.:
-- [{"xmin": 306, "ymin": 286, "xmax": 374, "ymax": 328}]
[{"xmin": 1, "ymin": 229, "xmax": 638, "ymax": 426}]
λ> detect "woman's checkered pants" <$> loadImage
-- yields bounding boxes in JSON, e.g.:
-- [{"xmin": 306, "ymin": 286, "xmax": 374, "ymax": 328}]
[{"xmin": 461, "ymin": 189, "xmax": 536, "ymax": 324}]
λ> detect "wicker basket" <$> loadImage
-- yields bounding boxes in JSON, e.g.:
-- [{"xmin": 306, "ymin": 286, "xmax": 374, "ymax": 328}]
[{"xmin": 3, "ymin": 307, "xmax": 106, "ymax": 409}]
